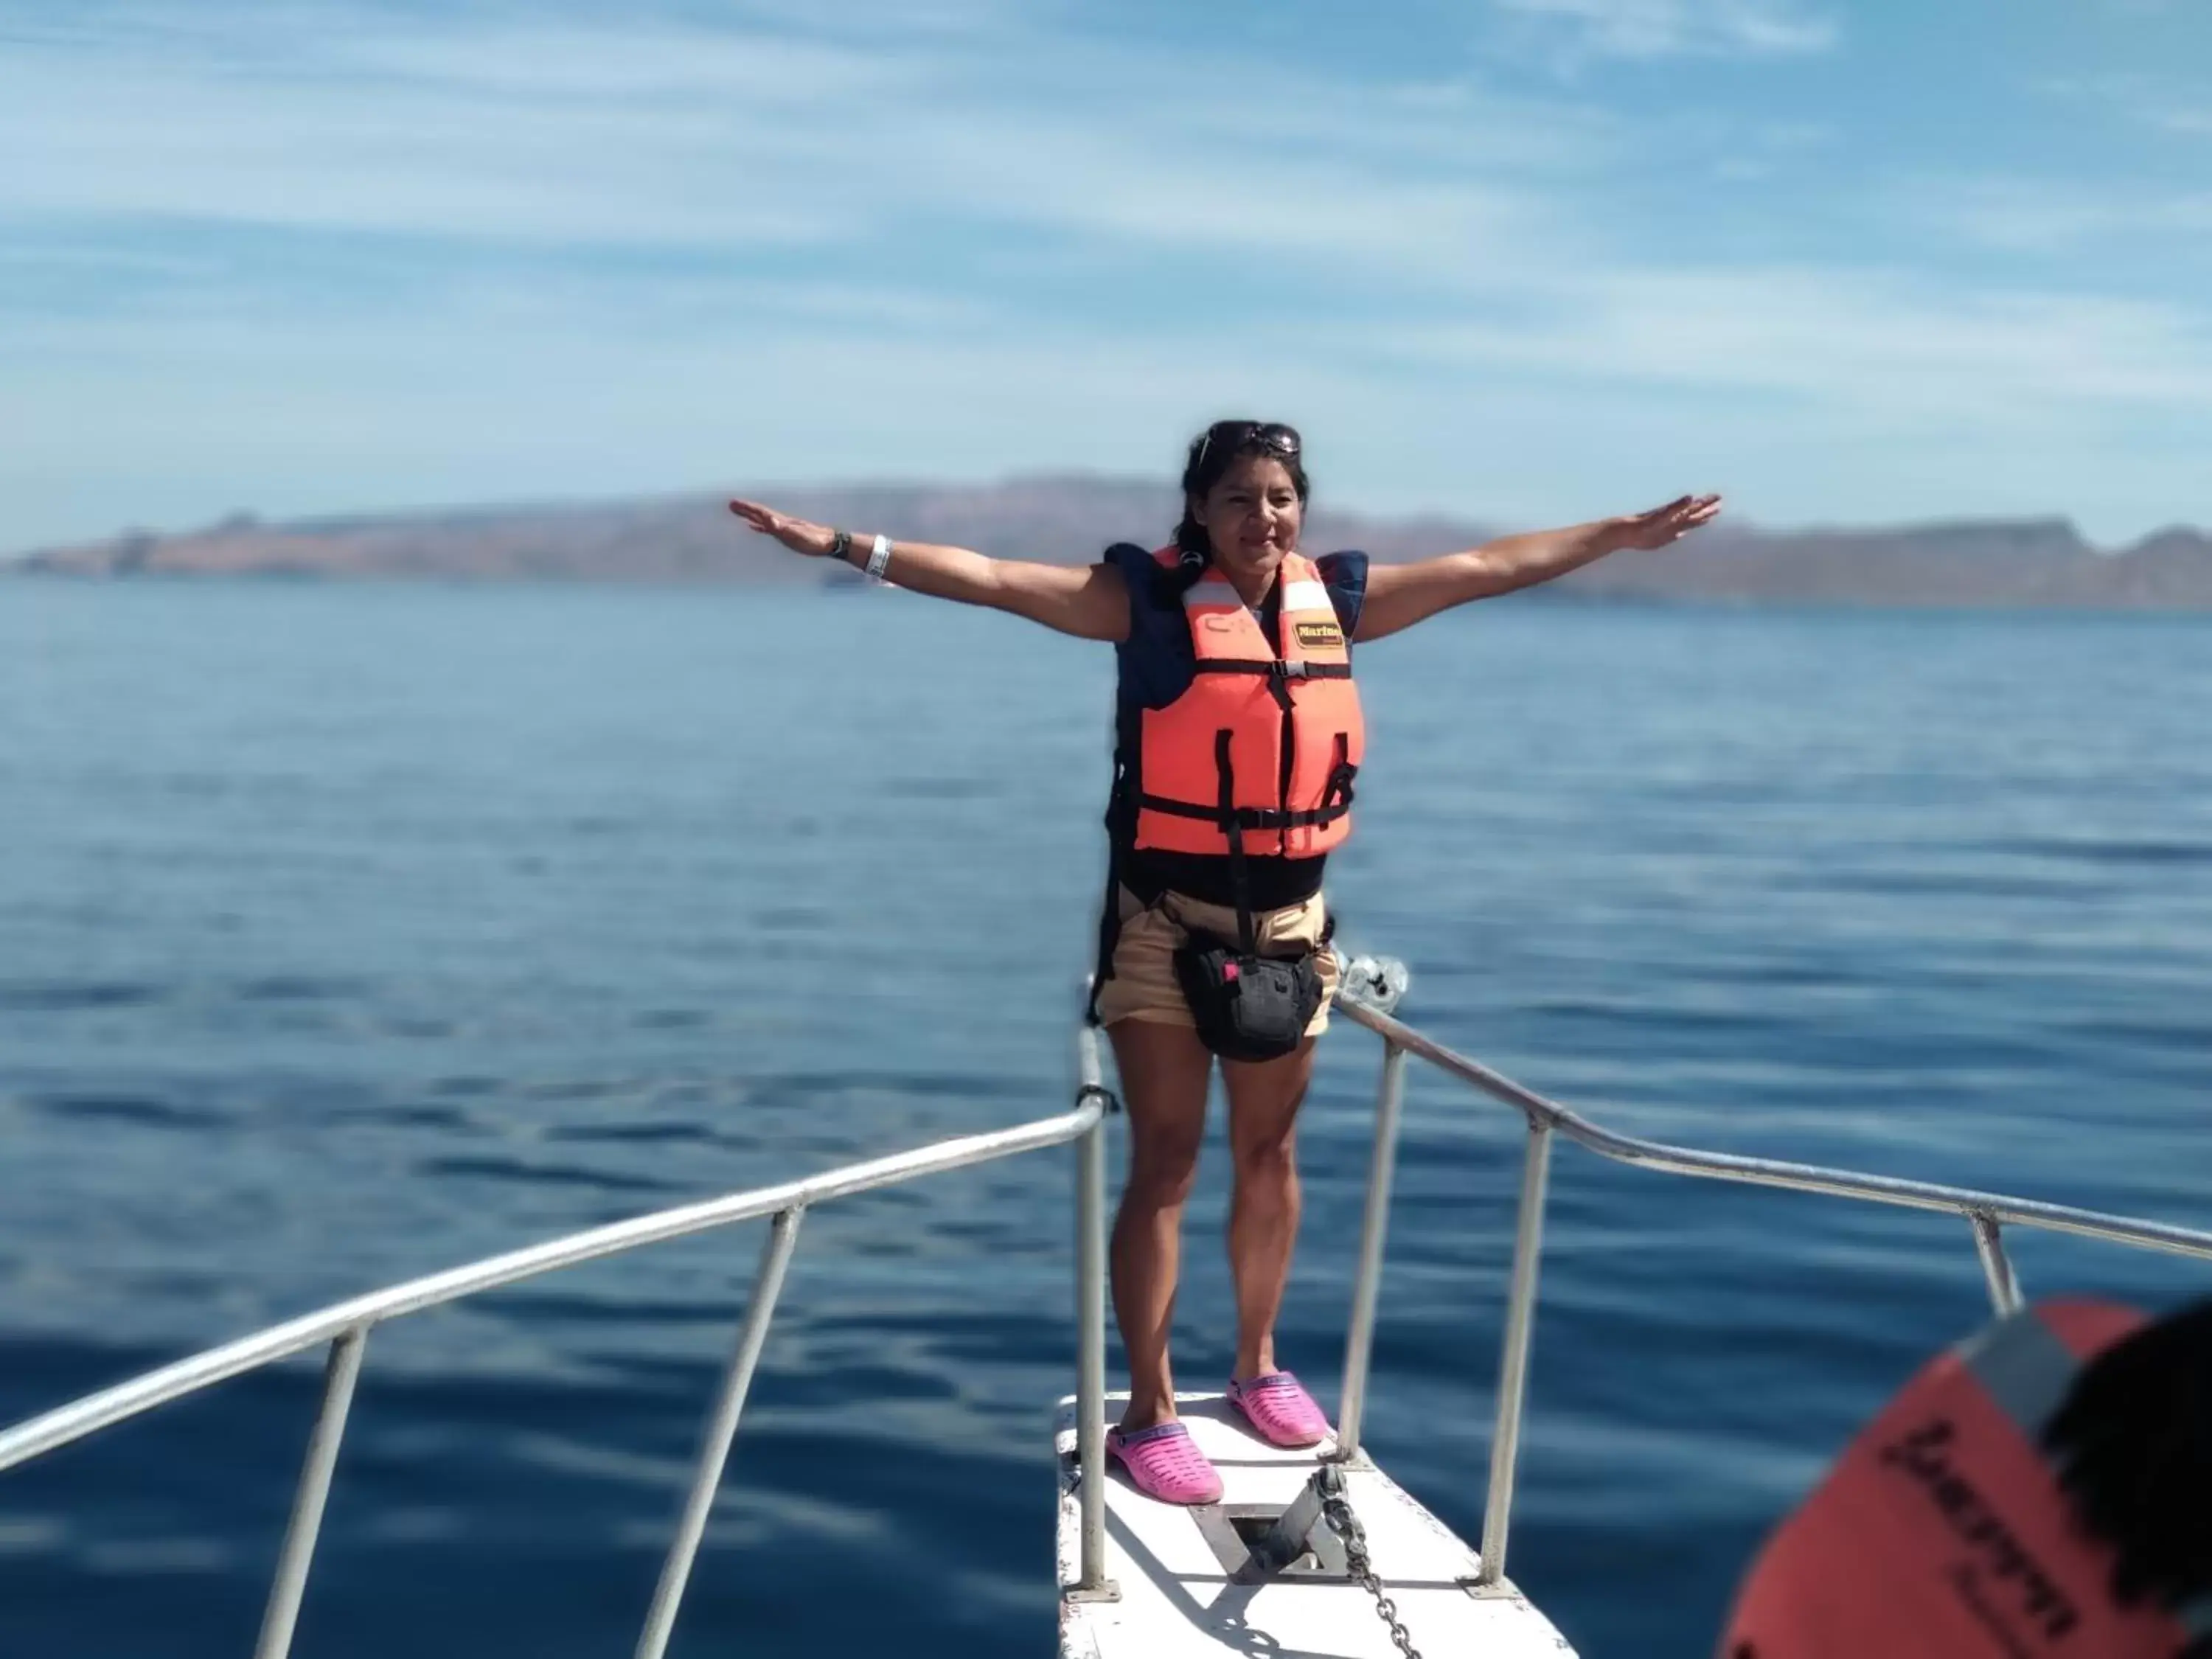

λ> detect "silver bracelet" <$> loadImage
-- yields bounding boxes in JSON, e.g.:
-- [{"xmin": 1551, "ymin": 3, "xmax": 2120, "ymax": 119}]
[{"xmin": 866, "ymin": 533, "xmax": 893, "ymax": 582}]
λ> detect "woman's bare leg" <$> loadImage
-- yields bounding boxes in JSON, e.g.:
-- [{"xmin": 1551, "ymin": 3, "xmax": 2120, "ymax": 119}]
[
  {"xmin": 1222, "ymin": 1037, "xmax": 1317, "ymax": 1381},
  {"xmin": 1106, "ymin": 1018, "xmax": 1213, "ymax": 1432}
]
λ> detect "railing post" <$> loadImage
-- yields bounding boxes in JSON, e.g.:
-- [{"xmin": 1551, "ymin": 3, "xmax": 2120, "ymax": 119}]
[
  {"xmin": 1071, "ymin": 1022, "xmax": 1117, "ymax": 1599},
  {"xmin": 1475, "ymin": 1119, "xmax": 1552, "ymax": 1590},
  {"xmin": 1969, "ymin": 1211, "xmax": 2024, "ymax": 1315},
  {"xmin": 253, "ymin": 1325, "xmax": 369, "ymax": 1659},
  {"xmin": 1337, "ymin": 1040, "xmax": 1408, "ymax": 1461},
  {"xmin": 634, "ymin": 1206, "xmax": 805, "ymax": 1659}
]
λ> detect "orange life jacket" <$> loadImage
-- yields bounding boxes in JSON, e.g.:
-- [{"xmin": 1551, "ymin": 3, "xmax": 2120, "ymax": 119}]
[
  {"xmin": 1719, "ymin": 1298, "xmax": 2211, "ymax": 1659},
  {"xmin": 1127, "ymin": 547, "xmax": 1365, "ymax": 861}
]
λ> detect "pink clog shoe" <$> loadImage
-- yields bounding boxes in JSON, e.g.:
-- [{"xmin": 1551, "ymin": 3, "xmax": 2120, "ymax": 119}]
[
  {"xmin": 1225, "ymin": 1371, "xmax": 1332, "ymax": 1448},
  {"xmin": 1106, "ymin": 1421, "xmax": 1223, "ymax": 1505}
]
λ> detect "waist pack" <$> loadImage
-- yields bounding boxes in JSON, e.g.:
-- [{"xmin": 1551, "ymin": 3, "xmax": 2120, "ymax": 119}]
[{"xmin": 1172, "ymin": 931, "xmax": 1326, "ymax": 1062}]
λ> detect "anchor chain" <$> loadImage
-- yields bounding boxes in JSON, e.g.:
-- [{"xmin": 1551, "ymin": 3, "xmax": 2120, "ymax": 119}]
[{"xmin": 1320, "ymin": 1484, "xmax": 1422, "ymax": 1659}]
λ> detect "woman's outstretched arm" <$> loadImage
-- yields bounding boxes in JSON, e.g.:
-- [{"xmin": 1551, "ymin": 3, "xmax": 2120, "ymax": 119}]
[
  {"xmin": 1354, "ymin": 494, "xmax": 1722, "ymax": 642},
  {"xmin": 728, "ymin": 498, "xmax": 1130, "ymax": 642}
]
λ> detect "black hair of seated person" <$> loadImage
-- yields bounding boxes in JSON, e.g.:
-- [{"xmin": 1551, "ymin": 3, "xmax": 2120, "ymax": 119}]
[{"xmin": 2044, "ymin": 1298, "xmax": 2212, "ymax": 1657}]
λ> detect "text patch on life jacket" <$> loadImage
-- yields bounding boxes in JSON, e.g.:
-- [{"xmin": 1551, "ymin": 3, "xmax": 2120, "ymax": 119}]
[
  {"xmin": 1717, "ymin": 1299, "xmax": 2211, "ymax": 1659},
  {"xmin": 1130, "ymin": 549, "xmax": 1366, "ymax": 860}
]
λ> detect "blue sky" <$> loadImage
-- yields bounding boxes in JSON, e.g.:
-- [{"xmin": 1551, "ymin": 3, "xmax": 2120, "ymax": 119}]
[{"xmin": 4, "ymin": 0, "xmax": 2208, "ymax": 549}]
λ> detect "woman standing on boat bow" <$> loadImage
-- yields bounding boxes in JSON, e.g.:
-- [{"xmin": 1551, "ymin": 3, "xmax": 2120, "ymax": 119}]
[{"xmin": 731, "ymin": 421, "xmax": 1719, "ymax": 1505}]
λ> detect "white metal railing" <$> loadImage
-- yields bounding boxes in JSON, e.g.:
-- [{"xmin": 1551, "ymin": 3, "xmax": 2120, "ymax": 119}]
[
  {"xmin": 1327, "ymin": 984, "xmax": 2212, "ymax": 1593},
  {"xmin": 8, "ymin": 961, "xmax": 2212, "ymax": 1645},
  {"xmin": 0, "ymin": 1025, "xmax": 1119, "ymax": 1659}
]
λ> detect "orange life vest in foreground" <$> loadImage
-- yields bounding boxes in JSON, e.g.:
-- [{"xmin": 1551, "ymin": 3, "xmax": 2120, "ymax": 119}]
[
  {"xmin": 1129, "ymin": 548, "xmax": 1366, "ymax": 860},
  {"xmin": 1719, "ymin": 1299, "xmax": 2211, "ymax": 1659}
]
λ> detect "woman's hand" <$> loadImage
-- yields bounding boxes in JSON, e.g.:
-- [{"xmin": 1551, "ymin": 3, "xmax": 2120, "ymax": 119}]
[
  {"xmin": 1612, "ymin": 494, "xmax": 1724, "ymax": 552},
  {"xmin": 728, "ymin": 498, "xmax": 840, "ymax": 558},
  {"xmin": 728, "ymin": 495, "xmax": 1130, "ymax": 640}
]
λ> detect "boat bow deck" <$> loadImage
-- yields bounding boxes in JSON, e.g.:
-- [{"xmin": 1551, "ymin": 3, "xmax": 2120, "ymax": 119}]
[{"xmin": 1057, "ymin": 1393, "xmax": 1574, "ymax": 1658}]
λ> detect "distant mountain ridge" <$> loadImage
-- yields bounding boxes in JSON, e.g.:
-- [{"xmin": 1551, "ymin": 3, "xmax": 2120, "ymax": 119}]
[{"xmin": 11, "ymin": 476, "xmax": 2212, "ymax": 608}]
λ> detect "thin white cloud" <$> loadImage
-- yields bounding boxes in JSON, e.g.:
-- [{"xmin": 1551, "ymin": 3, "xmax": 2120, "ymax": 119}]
[
  {"xmin": 1492, "ymin": 0, "xmax": 1838, "ymax": 60},
  {"xmin": 3, "ymin": 0, "xmax": 2209, "ymax": 549},
  {"xmin": 1404, "ymin": 266, "xmax": 2212, "ymax": 417},
  {"xmin": 0, "ymin": 10, "xmax": 1582, "ymax": 262},
  {"xmin": 2034, "ymin": 71, "xmax": 2212, "ymax": 139},
  {"xmin": 2144, "ymin": 105, "xmax": 2212, "ymax": 136},
  {"xmin": 1926, "ymin": 177, "xmax": 2212, "ymax": 254},
  {"xmin": 0, "ymin": 24, "xmax": 894, "ymax": 247}
]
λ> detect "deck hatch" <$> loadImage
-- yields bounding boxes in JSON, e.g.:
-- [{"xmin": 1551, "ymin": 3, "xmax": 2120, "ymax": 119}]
[{"xmin": 1194, "ymin": 1502, "xmax": 1354, "ymax": 1582}]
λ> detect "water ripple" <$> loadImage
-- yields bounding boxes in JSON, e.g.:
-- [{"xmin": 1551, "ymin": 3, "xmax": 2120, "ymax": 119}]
[{"xmin": 2, "ymin": 590, "xmax": 2208, "ymax": 1659}]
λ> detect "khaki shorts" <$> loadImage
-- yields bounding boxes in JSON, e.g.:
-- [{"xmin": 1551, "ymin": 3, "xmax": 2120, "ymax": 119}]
[{"xmin": 1093, "ymin": 885, "xmax": 1339, "ymax": 1037}]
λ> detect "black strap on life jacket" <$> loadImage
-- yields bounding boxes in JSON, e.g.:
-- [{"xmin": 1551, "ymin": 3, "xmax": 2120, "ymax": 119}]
[
  {"xmin": 1190, "ymin": 659, "xmax": 1353, "ymax": 681},
  {"xmin": 1216, "ymin": 730, "xmax": 1259, "ymax": 956},
  {"xmin": 1321, "ymin": 731, "xmax": 1355, "ymax": 822},
  {"xmin": 1130, "ymin": 795, "xmax": 1354, "ymax": 830},
  {"xmin": 1134, "ymin": 729, "xmax": 1357, "ymax": 834}
]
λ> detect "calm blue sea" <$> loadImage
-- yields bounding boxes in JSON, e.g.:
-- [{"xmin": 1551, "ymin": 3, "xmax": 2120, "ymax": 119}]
[{"xmin": 2, "ymin": 580, "xmax": 2208, "ymax": 1658}]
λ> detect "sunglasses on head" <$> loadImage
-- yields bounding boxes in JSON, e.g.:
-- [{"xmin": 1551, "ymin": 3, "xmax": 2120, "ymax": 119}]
[{"xmin": 1197, "ymin": 421, "xmax": 1301, "ymax": 467}]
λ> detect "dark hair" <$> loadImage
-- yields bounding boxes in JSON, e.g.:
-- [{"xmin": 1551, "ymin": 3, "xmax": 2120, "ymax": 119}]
[
  {"xmin": 1172, "ymin": 420, "xmax": 1310, "ymax": 570},
  {"xmin": 2042, "ymin": 1298, "xmax": 2212, "ymax": 1652}
]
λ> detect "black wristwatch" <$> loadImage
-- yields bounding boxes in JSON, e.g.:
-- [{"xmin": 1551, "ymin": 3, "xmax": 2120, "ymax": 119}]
[{"xmin": 828, "ymin": 529, "xmax": 853, "ymax": 564}]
